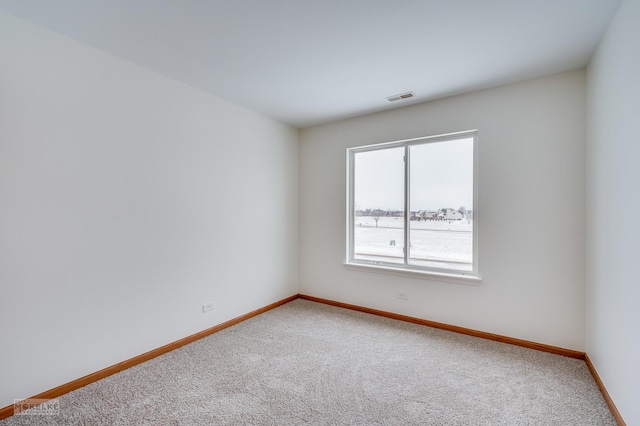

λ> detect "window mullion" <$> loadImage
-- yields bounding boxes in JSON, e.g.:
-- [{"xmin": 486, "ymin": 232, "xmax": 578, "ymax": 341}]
[
  {"xmin": 404, "ymin": 145, "xmax": 410, "ymax": 266},
  {"xmin": 348, "ymin": 150, "xmax": 355, "ymax": 263}
]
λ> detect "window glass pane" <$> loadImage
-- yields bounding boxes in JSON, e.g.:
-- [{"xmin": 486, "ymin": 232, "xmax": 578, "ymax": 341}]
[
  {"xmin": 353, "ymin": 147, "xmax": 405, "ymax": 264},
  {"xmin": 408, "ymin": 138, "xmax": 474, "ymax": 271}
]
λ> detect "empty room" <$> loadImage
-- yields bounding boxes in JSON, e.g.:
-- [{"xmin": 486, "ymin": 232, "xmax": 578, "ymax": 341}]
[{"xmin": 0, "ymin": 0, "xmax": 638, "ymax": 424}]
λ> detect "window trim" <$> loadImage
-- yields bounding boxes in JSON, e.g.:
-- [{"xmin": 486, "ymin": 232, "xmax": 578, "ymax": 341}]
[{"xmin": 346, "ymin": 130, "xmax": 480, "ymax": 280}]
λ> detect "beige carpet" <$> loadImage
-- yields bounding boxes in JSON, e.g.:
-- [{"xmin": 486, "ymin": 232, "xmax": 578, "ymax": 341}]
[{"xmin": 3, "ymin": 299, "xmax": 615, "ymax": 425}]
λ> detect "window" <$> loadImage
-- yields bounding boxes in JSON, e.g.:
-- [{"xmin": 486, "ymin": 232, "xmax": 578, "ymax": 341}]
[{"xmin": 347, "ymin": 130, "xmax": 478, "ymax": 278}]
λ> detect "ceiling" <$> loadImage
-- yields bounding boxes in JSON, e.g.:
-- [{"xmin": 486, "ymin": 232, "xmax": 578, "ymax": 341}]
[{"xmin": 0, "ymin": 0, "xmax": 621, "ymax": 128}]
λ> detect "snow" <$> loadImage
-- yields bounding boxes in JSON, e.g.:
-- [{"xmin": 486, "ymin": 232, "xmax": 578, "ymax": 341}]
[{"xmin": 353, "ymin": 216, "xmax": 473, "ymax": 271}]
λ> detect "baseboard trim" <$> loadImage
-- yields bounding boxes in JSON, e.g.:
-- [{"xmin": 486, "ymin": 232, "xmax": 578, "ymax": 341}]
[
  {"xmin": 300, "ymin": 294, "xmax": 630, "ymax": 424},
  {"xmin": 0, "ymin": 294, "xmax": 298, "ymax": 421},
  {"xmin": 585, "ymin": 354, "xmax": 626, "ymax": 425},
  {"xmin": 298, "ymin": 294, "xmax": 586, "ymax": 359},
  {"xmin": 2, "ymin": 293, "xmax": 624, "ymax": 425}
]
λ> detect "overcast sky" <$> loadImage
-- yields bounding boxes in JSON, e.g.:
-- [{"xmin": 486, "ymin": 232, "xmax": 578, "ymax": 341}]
[{"xmin": 354, "ymin": 137, "xmax": 473, "ymax": 211}]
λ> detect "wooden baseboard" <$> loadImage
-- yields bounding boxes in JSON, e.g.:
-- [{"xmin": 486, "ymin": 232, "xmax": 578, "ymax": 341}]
[
  {"xmin": 300, "ymin": 294, "xmax": 629, "ymax": 424},
  {"xmin": 298, "ymin": 294, "xmax": 586, "ymax": 359},
  {"xmin": 3, "ymin": 293, "xmax": 624, "ymax": 425},
  {"xmin": 585, "ymin": 354, "xmax": 626, "ymax": 425},
  {"xmin": 0, "ymin": 294, "xmax": 298, "ymax": 421}
]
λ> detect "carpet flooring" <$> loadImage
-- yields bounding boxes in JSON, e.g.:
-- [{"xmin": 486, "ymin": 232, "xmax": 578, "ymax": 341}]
[{"xmin": 2, "ymin": 299, "xmax": 616, "ymax": 425}]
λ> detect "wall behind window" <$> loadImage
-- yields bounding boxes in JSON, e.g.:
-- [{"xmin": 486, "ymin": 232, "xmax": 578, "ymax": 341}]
[
  {"xmin": 0, "ymin": 11, "xmax": 299, "ymax": 409},
  {"xmin": 300, "ymin": 70, "xmax": 586, "ymax": 350}
]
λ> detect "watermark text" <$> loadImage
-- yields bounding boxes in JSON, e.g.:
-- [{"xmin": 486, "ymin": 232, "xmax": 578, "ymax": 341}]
[{"xmin": 13, "ymin": 398, "xmax": 60, "ymax": 416}]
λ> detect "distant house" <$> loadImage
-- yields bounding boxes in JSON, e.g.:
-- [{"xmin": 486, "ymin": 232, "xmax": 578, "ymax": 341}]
[
  {"xmin": 410, "ymin": 210, "xmax": 437, "ymax": 221},
  {"xmin": 423, "ymin": 211, "xmax": 437, "ymax": 220},
  {"xmin": 438, "ymin": 208, "xmax": 463, "ymax": 220}
]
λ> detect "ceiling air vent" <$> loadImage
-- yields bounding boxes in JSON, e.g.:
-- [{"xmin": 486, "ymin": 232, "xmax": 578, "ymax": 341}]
[{"xmin": 386, "ymin": 91, "xmax": 415, "ymax": 102}]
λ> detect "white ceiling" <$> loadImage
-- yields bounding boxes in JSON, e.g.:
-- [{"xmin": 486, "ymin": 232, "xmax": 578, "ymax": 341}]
[{"xmin": 0, "ymin": 0, "xmax": 621, "ymax": 128}]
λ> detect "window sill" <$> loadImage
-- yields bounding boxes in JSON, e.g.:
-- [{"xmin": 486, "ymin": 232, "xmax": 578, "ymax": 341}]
[{"xmin": 343, "ymin": 262, "xmax": 482, "ymax": 286}]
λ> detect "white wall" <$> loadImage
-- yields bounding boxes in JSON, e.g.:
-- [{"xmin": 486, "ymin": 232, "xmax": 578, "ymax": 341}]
[
  {"xmin": 300, "ymin": 70, "xmax": 586, "ymax": 351},
  {"xmin": 0, "ymin": 12, "xmax": 298, "ymax": 408},
  {"xmin": 586, "ymin": 0, "xmax": 640, "ymax": 424}
]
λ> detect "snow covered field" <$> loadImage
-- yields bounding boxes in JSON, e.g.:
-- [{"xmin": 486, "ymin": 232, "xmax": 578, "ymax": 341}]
[{"xmin": 354, "ymin": 216, "xmax": 472, "ymax": 271}]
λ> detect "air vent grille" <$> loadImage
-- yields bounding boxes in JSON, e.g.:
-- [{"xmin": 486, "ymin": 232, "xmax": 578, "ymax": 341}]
[{"xmin": 386, "ymin": 91, "xmax": 415, "ymax": 102}]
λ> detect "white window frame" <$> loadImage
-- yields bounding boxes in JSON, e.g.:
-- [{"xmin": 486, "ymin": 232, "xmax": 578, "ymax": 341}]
[{"xmin": 346, "ymin": 130, "xmax": 480, "ymax": 281}]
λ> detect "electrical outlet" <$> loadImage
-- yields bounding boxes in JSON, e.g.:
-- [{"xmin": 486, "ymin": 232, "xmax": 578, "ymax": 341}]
[
  {"xmin": 397, "ymin": 291, "xmax": 408, "ymax": 300},
  {"xmin": 202, "ymin": 302, "xmax": 214, "ymax": 313}
]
